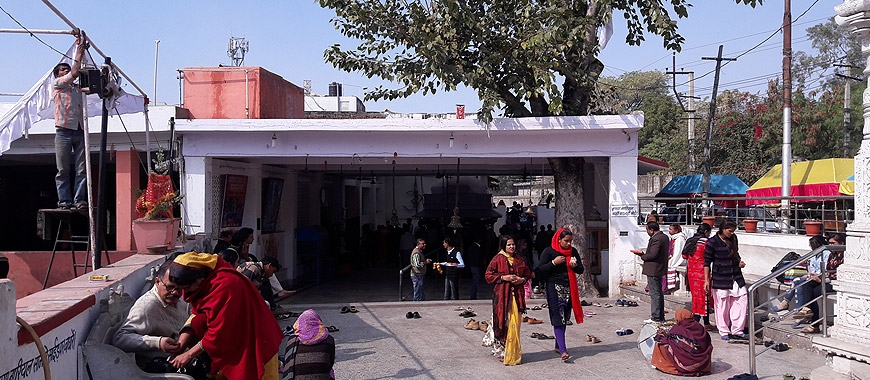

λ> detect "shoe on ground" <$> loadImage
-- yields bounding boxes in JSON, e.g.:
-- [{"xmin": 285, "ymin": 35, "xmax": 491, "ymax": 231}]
[
  {"xmin": 528, "ymin": 318, "xmax": 544, "ymax": 325},
  {"xmin": 770, "ymin": 299, "xmax": 790, "ymax": 312},
  {"xmin": 802, "ymin": 325, "xmax": 819, "ymax": 334},
  {"xmin": 465, "ymin": 319, "xmax": 480, "ymax": 330},
  {"xmin": 792, "ymin": 307, "xmax": 813, "ymax": 319},
  {"xmin": 272, "ymin": 306, "xmax": 290, "ymax": 315},
  {"xmin": 479, "ymin": 321, "xmax": 489, "ymax": 331},
  {"xmin": 792, "ymin": 318, "xmax": 810, "ymax": 329},
  {"xmin": 616, "ymin": 299, "xmax": 625, "ymax": 307},
  {"xmin": 580, "ymin": 300, "xmax": 592, "ymax": 306},
  {"xmin": 729, "ymin": 333, "xmax": 748, "ymax": 340},
  {"xmin": 704, "ymin": 324, "xmax": 718, "ymax": 331},
  {"xmin": 522, "ymin": 316, "xmax": 530, "ymax": 323},
  {"xmin": 459, "ymin": 310, "xmax": 476, "ymax": 318},
  {"xmin": 721, "ymin": 335, "xmax": 730, "ymax": 341},
  {"xmin": 406, "ymin": 311, "xmax": 414, "ymax": 319}
]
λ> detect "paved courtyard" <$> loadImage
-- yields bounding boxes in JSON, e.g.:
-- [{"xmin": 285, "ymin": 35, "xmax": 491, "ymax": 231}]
[{"xmin": 276, "ymin": 268, "xmax": 825, "ymax": 379}]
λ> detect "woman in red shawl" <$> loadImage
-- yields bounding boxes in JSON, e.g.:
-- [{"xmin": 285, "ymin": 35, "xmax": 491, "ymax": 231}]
[
  {"xmin": 485, "ymin": 235, "xmax": 533, "ymax": 365},
  {"xmin": 651, "ymin": 308, "xmax": 713, "ymax": 376},
  {"xmin": 682, "ymin": 223, "xmax": 715, "ymax": 329},
  {"xmin": 534, "ymin": 228, "xmax": 584, "ymax": 361},
  {"xmin": 168, "ymin": 252, "xmax": 283, "ymax": 380}
]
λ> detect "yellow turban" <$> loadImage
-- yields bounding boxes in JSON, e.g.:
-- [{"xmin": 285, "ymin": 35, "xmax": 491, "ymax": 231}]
[{"xmin": 173, "ymin": 251, "xmax": 218, "ymax": 270}]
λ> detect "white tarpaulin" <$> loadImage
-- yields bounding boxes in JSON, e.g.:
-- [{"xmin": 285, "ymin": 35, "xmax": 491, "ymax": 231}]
[{"xmin": 0, "ymin": 42, "xmax": 146, "ymax": 155}]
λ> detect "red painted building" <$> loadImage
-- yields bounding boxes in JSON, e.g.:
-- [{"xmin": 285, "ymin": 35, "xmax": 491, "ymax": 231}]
[{"xmin": 182, "ymin": 66, "xmax": 305, "ymax": 119}]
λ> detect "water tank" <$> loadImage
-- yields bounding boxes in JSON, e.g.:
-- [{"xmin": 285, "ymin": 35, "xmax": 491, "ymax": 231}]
[{"xmin": 328, "ymin": 82, "xmax": 343, "ymax": 97}]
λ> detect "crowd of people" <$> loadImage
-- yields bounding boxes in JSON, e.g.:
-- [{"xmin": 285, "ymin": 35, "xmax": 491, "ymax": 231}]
[
  {"xmin": 111, "ymin": 227, "xmax": 334, "ymax": 380},
  {"xmin": 629, "ymin": 220, "xmax": 848, "ymax": 375}
]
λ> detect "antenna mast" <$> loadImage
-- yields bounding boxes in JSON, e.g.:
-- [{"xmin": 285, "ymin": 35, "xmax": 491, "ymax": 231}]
[{"xmin": 227, "ymin": 37, "xmax": 249, "ymax": 66}]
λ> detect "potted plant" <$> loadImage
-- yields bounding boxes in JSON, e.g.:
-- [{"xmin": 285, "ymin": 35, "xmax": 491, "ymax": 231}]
[
  {"xmin": 743, "ymin": 219, "xmax": 759, "ymax": 233},
  {"xmin": 803, "ymin": 219, "xmax": 823, "ymax": 237},
  {"xmin": 132, "ymin": 150, "xmax": 183, "ymax": 254}
]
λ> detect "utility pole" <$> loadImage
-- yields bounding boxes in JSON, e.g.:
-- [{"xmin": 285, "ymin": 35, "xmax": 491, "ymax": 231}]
[
  {"xmin": 836, "ymin": 63, "xmax": 861, "ymax": 157},
  {"xmin": 666, "ymin": 54, "xmax": 699, "ymax": 173},
  {"xmin": 687, "ymin": 72, "xmax": 697, "ymax": 173},
  {"xmin": 781, "ymin": 0, "xmax": 792, "ymax": 232},
  {"xmin": 701, "ymin": 45, "xmax": 736, "ymax": 200}
]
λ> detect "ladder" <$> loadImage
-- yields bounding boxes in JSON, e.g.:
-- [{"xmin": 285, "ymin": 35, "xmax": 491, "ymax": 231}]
[{"xmin": 39, "ymin": 208, "xmax": 111, "ymax": 289}]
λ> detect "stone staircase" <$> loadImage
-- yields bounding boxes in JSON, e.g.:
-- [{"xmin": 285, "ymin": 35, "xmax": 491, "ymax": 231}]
[{"xmin": 619, "ymin": 284, "xmax": 818, "ymax": 350}]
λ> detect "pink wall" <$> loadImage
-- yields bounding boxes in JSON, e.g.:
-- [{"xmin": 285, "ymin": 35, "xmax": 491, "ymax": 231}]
[
  {"xmin": 5, "ymin": 250, "xmax": 136, "ymax": 299},
  {"xmin": 183, "ymin": 67, "xmax": 304, "ymax": 119},
  {"xmin": 116, "ymin": 149, "xmax": 140, "ymax": 251}
]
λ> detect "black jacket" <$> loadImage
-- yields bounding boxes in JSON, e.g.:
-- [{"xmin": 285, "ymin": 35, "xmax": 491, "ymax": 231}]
[{"xmin": 535, "ymin": 247, "xmax": 584, "ymax": 287}]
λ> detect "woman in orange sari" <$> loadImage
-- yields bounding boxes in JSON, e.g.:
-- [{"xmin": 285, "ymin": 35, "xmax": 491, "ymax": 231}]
[{"xmin": 485, "ymin": 235, "xmax": 533, "ymax": 365}]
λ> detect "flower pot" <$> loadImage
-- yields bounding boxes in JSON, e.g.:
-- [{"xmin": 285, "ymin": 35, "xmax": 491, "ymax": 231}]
[
  {"xmin": 702, "ymin": 216, "xmax": 716, "ymax": 227},
  {"xmin": 804, "ymin": 221, "xmax": 823, "ymax": 237},
  {"xmin": 132, "ymin": 218, "xmax": 181, "ymax": 254},
  {"xmin": 743, "ymin": 219, "xmax": 759, "ymax": 233}
]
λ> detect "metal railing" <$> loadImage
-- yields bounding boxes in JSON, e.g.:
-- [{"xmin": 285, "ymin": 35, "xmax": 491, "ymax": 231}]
[
  {"xmin": 638, "ymin": 195, "xmax": 853, "ymax": 234},
  {"xmin": 747, "ymin": 244, "xmax": 846, "ymax": 375}
]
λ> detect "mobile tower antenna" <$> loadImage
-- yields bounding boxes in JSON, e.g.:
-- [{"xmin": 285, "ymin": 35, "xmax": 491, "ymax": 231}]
[{"xmin": 227, "ymin": 37, "xmax": 249, "ymax": 66}]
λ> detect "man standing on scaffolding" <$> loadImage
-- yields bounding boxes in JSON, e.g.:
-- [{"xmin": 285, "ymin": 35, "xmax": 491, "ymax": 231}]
[{"xmin": 52, "ymin": 30, "xmax": 88, "ymax": 210}]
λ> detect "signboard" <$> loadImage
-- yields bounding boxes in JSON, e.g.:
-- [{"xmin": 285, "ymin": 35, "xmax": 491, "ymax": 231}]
[{"xmin": 610, "ymin": 204, "xmax": 638, "ymax": 217}]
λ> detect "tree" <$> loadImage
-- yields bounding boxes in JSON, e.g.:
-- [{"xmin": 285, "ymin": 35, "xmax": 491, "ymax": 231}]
[{"xmin": 319, "ymin": 0, "xmax": 760, "ymax": 297}]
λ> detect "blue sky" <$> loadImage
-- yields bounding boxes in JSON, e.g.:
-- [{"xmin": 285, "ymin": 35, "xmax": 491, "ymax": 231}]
[{"xmin": 0, "ymin": 1, "xmax": 838, "ymax": 114}]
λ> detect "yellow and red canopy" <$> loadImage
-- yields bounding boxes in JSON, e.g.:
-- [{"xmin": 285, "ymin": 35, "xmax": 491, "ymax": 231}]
[{"xmin": 746, "ymin": 158, "xmax": 853, "ymax": 205}]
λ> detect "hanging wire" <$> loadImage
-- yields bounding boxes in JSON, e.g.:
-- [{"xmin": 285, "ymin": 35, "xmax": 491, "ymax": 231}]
[{"xmin": 0, "ymin": 4, "xmax": 73, "ymax": 59}]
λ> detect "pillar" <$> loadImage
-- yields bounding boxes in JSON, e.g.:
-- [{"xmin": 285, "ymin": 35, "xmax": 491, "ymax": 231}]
[
  {"xmin": 812, "ymin": 1, "xmax": 870, "ymax": 374},
  {"xmin": 115, "ymin": 149, "xmax": 140, "ymax": 251}
]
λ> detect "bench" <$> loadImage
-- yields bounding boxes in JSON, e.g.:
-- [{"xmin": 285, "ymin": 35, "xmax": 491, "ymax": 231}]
[{"xmin": 82, "ymin": 284, "xmax": 193, "ymax": 380}]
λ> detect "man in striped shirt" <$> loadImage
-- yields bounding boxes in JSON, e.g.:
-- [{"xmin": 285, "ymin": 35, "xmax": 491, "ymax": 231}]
[
  {"xmin": 410, "ymin": 238, "xmax": 431, "ymax": 301},
  {"xmin": 52, "ymin": 30, "xmax": 88, "ymax": 210}
]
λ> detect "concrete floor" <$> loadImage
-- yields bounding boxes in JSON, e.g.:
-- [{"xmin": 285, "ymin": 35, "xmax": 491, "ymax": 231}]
[{"xmin": 276, "ymin": 268, "xmax": 825, "ymax": 379}]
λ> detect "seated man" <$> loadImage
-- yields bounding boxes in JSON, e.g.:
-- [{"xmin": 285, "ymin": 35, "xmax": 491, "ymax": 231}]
[
  {"xmin": 237, "ymin": 256, "xmax": 291, "ymax": 315},
  {"xmin": 650, "ymin": 309, "xmax": 713, "ymax": 376},
  {"xmin": 113, "ymin": 259, "xmax": 193, "ymax": 373},
  {"xmin": 212, "ymin": 228, "xmax": 234, "ymax": 254}
]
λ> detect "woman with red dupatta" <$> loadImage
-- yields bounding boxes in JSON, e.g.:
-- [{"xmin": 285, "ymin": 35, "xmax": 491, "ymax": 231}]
[
  {"xmin": 485, "ymin": 235, "xmax": 533, "ymax": 365},
  {"xmin": 534, "ymin": 228, "xmax": 584, "ymax": 361},
  {"xmin": 682, "ymin": 223, "xmax": 715, "ymax": 329},
  {"xmin": 168, "ymin": 252, "xmax": 283, "ymax": 380}
]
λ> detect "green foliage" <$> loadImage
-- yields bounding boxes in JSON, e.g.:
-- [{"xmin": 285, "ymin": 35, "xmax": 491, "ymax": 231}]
[{"xmin": 319, "ymin": 0, "xmax": 761, "ymax": 121}]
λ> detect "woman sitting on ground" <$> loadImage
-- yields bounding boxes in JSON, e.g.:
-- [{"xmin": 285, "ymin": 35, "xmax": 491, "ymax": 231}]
[
  {"xmin": 651, "ymin": 308, "xmax": 713, "ymax": 376},
  {"xmin": 485, "ymin": 235, "xmax": 533, "ymax": 365},
  {"xmin": 283, "ymin": 309, "xmax": 335, "ymax": 379}
]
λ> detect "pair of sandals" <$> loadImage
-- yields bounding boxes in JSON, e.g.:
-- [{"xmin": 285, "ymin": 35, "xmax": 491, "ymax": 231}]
[
  {"xmin": 530, "ymin": 332, "xmax": 555, "ymax": 340},
  {"xmin": 585, "ymin": 334, "xmax": 601, "ymax": 343},
  {"xmin": 340, "ymin": 306, "xmax": 359, "ymax": 314},
  {"xmin": 327, "ymin": 325, "xmax": 339, "ymax": 333},
  {"xmin": 591, "ymin": 302, "xmax": 613, "ymax": 308}
]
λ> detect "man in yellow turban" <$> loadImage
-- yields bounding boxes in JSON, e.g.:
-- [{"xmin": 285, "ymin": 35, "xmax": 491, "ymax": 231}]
[{"xmin": 167, "ymin": 252, "xmax": 283, "ymax": 380}]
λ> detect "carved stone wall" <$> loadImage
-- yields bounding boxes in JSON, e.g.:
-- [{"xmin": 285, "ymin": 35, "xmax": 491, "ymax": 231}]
[{"xmin": 821, "ymin": 0, "xmax": 870, "ymax": 361}]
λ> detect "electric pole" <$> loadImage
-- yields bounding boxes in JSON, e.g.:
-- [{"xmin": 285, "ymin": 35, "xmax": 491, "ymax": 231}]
[
  {"xmin": 781, "ymin": 0, "xmax": 792, "ymax": 229},
  {"xmin": 836, "ymin": 63, "xmax": 860, "ymax": 157},
  {"xmin": 666, "ymin": 54, "xmax": 699, "ymax": 174},
  {"xmin": 701, "ymin": 45, "xmax": 736, "ymax": 200}
]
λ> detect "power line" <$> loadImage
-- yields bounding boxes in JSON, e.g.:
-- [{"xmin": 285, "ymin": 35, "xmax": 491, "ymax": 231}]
[{"xmin": 0, "ymin": 4, "xmax": 72, "ymax": 60}]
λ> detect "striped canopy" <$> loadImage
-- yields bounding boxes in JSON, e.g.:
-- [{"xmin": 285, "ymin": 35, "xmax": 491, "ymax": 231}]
[
  {"xmin": 746, "ymin": 158, "xmax": 854, "ymax": 205},
  {"xmin": 839, "ymin": 175, "xmax": 855, "ymax": 196}
]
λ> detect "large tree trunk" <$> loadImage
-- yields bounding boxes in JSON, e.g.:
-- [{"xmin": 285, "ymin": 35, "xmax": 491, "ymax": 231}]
[{"xmin": 548, "ymin": 156, "xmax": 600, "ymax": 297}]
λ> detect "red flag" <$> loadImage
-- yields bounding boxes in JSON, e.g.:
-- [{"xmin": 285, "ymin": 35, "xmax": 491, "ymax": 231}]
[{"xmin": 456, "ymin": 104, "xmax": 465, "ymax": 119}]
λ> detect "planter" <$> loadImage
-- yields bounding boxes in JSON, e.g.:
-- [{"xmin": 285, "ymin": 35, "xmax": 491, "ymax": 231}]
[
  {"xmin": 132, "ymin": 218, "xmax": 181, "ymax": 254},
  {"xmin": 804, "ymin": 221, "xmax": 823, "ymax": 237},
  {"xmin": 702, "ymin": 216, "xmax": 716, "ymax": 227},
  {"xmin": 743, "ymin": 219, "xmax": 759, "ymax": 233}
]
